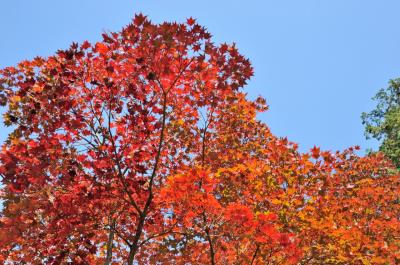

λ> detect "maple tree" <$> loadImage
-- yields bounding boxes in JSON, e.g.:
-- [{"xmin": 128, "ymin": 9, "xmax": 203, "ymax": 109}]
[
  {"xmin": 297, "ymin": 150, "xmax": 400, "ymax": 264},
  {"xmin": 0, "ymin": 14, "xmax": 399, "ymax": 264}
]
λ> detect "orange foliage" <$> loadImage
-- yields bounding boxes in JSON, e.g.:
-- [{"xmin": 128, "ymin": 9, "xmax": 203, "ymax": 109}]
[{"xmin": 0, "ymin": 14, "xmax": 398, "ymax": 264}]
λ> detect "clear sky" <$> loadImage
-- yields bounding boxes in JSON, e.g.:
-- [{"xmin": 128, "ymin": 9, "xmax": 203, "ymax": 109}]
[{"xmin": 1, "ymin": 0, "xmax": 400, "ymax": 153}]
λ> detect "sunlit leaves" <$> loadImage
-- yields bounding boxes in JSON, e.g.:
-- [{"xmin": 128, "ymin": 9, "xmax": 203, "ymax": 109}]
[{"xmin": 0, "ymin": 13, "xmax": 399, "ymax": 265}]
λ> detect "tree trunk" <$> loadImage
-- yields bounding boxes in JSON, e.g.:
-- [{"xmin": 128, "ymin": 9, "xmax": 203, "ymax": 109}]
[{"xmin": 104, "ymin": 218, "xmax": 116, "ymax": 265}]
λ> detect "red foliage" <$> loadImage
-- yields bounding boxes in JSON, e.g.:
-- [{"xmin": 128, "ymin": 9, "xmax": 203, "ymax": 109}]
[{"xmin": 0, "ymin": 14, "xmax": 398, "ymax": 264}]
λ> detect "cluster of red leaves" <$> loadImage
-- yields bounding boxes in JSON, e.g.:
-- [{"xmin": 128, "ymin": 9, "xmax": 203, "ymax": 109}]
[{"xmin": 0, "ymin": 14, "xmax": 399, "ymax": 264}]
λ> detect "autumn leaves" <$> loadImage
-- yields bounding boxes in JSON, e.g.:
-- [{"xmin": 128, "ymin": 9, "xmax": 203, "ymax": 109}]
[{"xmin": 0, "ymin": 14, "xmax": 399, "ymax": 264}]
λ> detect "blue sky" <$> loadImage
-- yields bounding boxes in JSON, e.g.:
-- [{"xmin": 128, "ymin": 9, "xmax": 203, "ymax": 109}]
[{"xmin": 1, "ymin": 1, "xmax": 400, "ymax": 153}]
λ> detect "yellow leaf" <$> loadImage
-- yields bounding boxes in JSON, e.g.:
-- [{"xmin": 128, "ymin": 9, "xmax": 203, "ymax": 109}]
[
  {"xmin": 11, "ymin": 95, "xmax": 21, "ymax": 102},
  {"xmin": 271, "ymin": 198, "xmax": 281, "ymax": 205}
]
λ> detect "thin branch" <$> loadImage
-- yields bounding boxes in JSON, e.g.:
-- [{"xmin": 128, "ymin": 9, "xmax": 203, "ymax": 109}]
[{"xmin": 250, "ymin": 245, "xmax": 260, "ymax": 265}]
